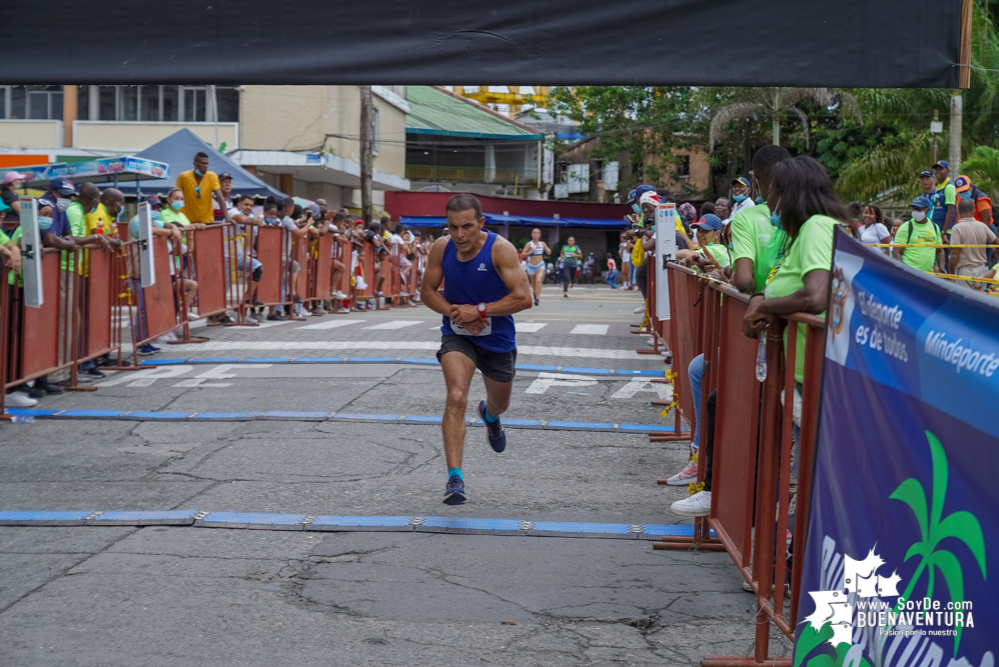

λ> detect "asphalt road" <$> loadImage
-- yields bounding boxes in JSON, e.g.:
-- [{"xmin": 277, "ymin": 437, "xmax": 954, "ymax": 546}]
[{"xmin": 0, "ymin": 284, "xmax": 791, "ymax": 665}]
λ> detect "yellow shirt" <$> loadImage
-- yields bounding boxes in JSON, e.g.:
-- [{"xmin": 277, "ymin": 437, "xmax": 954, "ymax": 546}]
[
  {"xmin": 85, "ymin": 202, "xmax": 114, "ymax": 236},
  {"xmin": 176, "ymin": 169, "xmax": 221, "ymax": 223}
]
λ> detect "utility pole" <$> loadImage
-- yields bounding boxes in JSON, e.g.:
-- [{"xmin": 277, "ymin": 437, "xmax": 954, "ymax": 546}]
[
  {"xmin": 359, "ymin": 85, "xmax": 374, "ymax": 225},
  {"xmin": 949, "ymin": 94, "xmax": 963, "ymax": 175}
]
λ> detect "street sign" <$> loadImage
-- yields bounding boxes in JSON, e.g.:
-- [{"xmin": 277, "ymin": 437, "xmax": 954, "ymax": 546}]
[
  {"xmin": 137, "ymin": 201, "xmax": 156, "ymax": 288},
  {"xmin": 18, "ymin": 196, "xmax": 43, "ymax": 308}
]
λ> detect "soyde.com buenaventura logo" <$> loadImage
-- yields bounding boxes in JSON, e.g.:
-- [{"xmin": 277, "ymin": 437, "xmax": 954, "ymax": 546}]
[{"xmin": 797, "ymin": 432, "xmax": 987, "ymax": 664}]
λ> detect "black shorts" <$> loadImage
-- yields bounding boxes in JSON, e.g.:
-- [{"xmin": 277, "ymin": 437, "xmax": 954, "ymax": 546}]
[{"xmin": 437, "ymin": 334, "xmax": 517, "ymax": 383}]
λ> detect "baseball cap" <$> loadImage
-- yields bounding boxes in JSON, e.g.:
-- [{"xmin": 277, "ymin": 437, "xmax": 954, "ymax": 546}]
[
  {"xmin": 627, "ymin": 184, "xmax": 657, "ymax": 206},
  {"xmin": 218, "ymin": 172, "xmax": 232, "ymax": 181},
  {"xmin": 3, "ymin": 171, "xmax": 26, "ymax": 184},
  {"xmin": 692, "ymin": 214, "xmax": 724, "ymax": 231},
  {"xmin": 638, "ymin": 192, "xmax": 661, "ymax": 207},
  {"xmin": 49, "ymin": 177, "xmax": 77, "ymax": 196},
  {"xmin": 147, "ymin": 196, "xmax": 162, "ymax": 207},
  {"xmin": 731, "ymin": 177, "xmax": 751, "ymax": 189},
  {"xmin": 911, "ymin": 195, "xmax": 932, "ymax": 209},
  {"xmin": 933, "ymin": 160, "xmax": 950, "ymax": 170},
  {"xmin": 954, "ymin": 175, "xmax": 971, "ymax": 193},
  {"xmin": 919, "ymin": 169, "xmax": 933, "ymax": 179}
]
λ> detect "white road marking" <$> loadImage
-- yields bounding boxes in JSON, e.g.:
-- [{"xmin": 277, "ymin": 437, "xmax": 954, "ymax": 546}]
[
  {"xmin": 610, "ymin": 379, "xmax": 673, "ymax": 400},
  {"xmin": 363, "ymin": 320, "xmax": 423, "ymax": 330},
  {"xmin": 515, "ymin": 322, "xmax": 548, "ymax": 333},
  {"xmin": 525, "ymin": 372, "xmax": 598, "ymax": 395},
  {"xmin": 298, "ymin": 319, "xmax": 366, "ymax": 331},
  {"xmin": 172, "ymin": 364, "xmax": 272, "ymax": 388},
  {"xmin": 96, "ymin": 366, "xmax": 193, "ymax": 387},
  {"xmin": 570, "ymin": 324, "xmax": 609, "ymax": 335},
  {"xmin": 165, "ymin": 341, "xmax": 643, "ymax": 360}
]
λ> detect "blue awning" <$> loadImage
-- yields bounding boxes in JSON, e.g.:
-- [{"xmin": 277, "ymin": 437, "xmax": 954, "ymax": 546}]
[
  {"xmin": 401, "ymin": 215, "xmax": 627, "ymax": 229},
  {"xmin": 400, "ymin": 217, "xmax": 445, "ymax": 227}
]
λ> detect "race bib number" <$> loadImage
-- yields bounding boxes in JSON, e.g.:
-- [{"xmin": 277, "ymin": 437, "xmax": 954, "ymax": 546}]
[{"xmin": 451, "ymin": 316, "xmax": 492, "ymax": 337}]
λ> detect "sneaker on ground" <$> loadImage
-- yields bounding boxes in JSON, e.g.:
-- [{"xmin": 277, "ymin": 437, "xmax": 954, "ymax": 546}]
[
  {"xmin": 294, "ymin": 305, "xmax": 309, "ymax": 318},
  {"xmin": 333, "ymin": 290, "xmax": 348, "ymax": 300},
  {"xmin": 267, "ymin": 313, "xmax": 287, "ymax": 322},
  {"xmin": 312, "ymin": 306, "xmax": 328, "ymax": 315},
  {"xmin": 137, "ymin": 344, "xmax": 160, "ymax": 356},
  {"xmin": 533, "ymin": 297, "xmax": 540, "ymax": 307},
  {"xmin": 366, "ymin": 300, "xmax": 376, "ymax": 310},
  {"xmin": 563, "ymin": 291, "xmax": 569, "ymax": 298},
  {"xmin": 670, "ymin": 489, "xmax": 711, "ymax": 517},
  {"xmin": 337, "ymin": 307, "xmax": 350, "ymax": 314},
  {"xmin": 647, "ymin": 337, "xmax": 655, "ymax": 346},
  {"xmin": 443, "ymin": 475, "xmax": 466, "ymax": 505},
  {"xmin": 36, "ymin": 381, "xmax": 64, "ymax": 396},
  {"xmin": 665, "ymin": 462, "xmax": 698, "ymax": 486},
  {"xmin": 255, "ymin": 312, "xmax": 268, "ymax": 323},
  {"xmin": 82, "ymin": 368, "xmax": 106, "ymax": 381},
  {"xmin": 634, "ymin": 306, "xmax": 645, "ymax": 314},
  {"xmin": 157, "ymin": 332, "xmax": 178, "ymax": 344},
  {"xmin": 5, "ymin": 391, "xmax": 37, "ymax": 407},
  {"xmin": 477, "ymin": 399, "xmax": 507, "ymax": 453}
]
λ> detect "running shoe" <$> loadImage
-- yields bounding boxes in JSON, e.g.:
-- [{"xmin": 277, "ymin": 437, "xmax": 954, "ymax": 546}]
[
  {"xmin": 533, "ymin": 297, "xmax": 539, "ymax": 307},
  {"xmin": 665, "ymin": 461, "xmax": 698, "ymax": 486},
  {"xmin": 670, "ymin": 490, "xmax": 712, "ymax": 517},
  {"xmin": 137, "ymin": 344, "xmax": 160, "ymax": 356},
  {"xmin": 633, "ymin": 306, "xmax": 645, "ymax": 314},
  {"xmin": 563, "ymin": 291, "xmax": 569, "ymax": 298},
  {"xmin": 81, "ymin": 368, "xmax": 106, "ymax": 381},
  {"xmin": 443, "ymin": 475, "xmax": 466, "ymax": 505},
  {"xmin": 478, "ymin": 399, "xmax": 507, "ymax": 453},
  {"xmin": 267, "ymin": 314, "xmax": 287, "ymax": 322}
]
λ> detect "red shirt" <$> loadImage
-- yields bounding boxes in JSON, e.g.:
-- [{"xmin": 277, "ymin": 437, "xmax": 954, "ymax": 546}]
[{"xmin": 607, "ymin": 258, "xmax": 617, "ymax": 271}]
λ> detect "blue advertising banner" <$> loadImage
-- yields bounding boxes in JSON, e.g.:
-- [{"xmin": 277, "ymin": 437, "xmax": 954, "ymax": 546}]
[{"xmin": 794, "ymin": 234, "xmax": 996, "ymax": 666}]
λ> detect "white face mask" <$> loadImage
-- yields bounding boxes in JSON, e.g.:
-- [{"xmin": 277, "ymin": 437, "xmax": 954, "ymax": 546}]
[
  {"xmin": 55, "ymin": 197, "xmax": 71, "ymax": 212},
  {"xmin": 912, "ymin": 210, "xmax": 927, "ymax": 222}
]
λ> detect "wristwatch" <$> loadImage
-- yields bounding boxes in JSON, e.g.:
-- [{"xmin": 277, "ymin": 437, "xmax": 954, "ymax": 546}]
[{"xmin": 477, "ymin": 303, "xmax": 488, "ymax": 321}]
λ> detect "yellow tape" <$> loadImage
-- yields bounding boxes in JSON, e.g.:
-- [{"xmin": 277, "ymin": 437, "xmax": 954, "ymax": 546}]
[
  {"xmin": 928, "ymin": 271, "xmax": 999, "ymax": 284},
  {"xmin": 659, "ymin": 399, "xmax": 678, "ymax": 418}
]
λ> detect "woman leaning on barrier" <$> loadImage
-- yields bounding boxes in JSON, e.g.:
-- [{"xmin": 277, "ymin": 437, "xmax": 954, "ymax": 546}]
[{"xmin": 742, "ymin": 155, "xmax": 851, "ymax": 387}]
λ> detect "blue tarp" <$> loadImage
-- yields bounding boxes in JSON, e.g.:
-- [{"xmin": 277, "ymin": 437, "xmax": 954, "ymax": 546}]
[
  {"xmin": 401, "ymin": 214, "xmax": 626, "ymax": 229},
  {"xmin": 90, "ymin": 128, "xmax": 285, "ymax": 199}
]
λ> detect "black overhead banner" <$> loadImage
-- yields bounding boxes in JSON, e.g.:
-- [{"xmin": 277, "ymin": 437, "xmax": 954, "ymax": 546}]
[{"xmin": 10, "ymin": 0, "xmax": 962, "ymax": 88}]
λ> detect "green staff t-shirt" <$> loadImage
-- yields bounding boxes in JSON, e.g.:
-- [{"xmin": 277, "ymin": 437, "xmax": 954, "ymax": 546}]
[
  {"xmin": 899, "ymin": 219, "xmax": 941, "ymax": 272},
  {"xmin": 730, "ymin": 203, "xmax": 775, "ymax": 290},
  {"xmin": 764, "ymin": 214, "xmax": 838, "ymax": 384}
]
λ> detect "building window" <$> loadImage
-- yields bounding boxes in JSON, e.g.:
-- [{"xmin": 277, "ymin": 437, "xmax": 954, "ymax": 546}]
[
  {"xmin": 118, "ymin": 86, "xmax": 139, "ymax": 121},
  {"xmin": 26, "ymin": 86, "xmax": 63, "ymax": 120},
  {"xmin": 372, "ymin": 107, "xmax": 380, "ymax": 155},
  {"xmin": 216, "ymin": 87, "xmax": 239, "ymax": 122},
  {"xmin": 181, "ymin": 87, "xmax": 208, "ymax": 122},
  {"xmin": 676, "ymin": 155, "xmax": 690, "ymax": 179},
  {"xmin": 98, "ymin": 87, "xmax": 116, "ymax": 120}
]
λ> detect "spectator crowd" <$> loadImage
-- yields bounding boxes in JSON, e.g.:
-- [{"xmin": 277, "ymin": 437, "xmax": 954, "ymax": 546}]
[{"xmin": 1, "ymin": 151, "xmax": 432, "ymax": 409}]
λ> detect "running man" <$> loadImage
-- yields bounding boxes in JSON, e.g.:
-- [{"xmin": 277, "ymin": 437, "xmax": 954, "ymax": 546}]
[
  {"xmin": 560, "ymin": 236, "xmax": 582, "ymax": 297},
  {"xmin": 520, "ymin": 227, "xmax": 550, "ymax": 306},
  {"xmin": 421, "ymin": 194, "xmax": 534, "ymax": 505}
]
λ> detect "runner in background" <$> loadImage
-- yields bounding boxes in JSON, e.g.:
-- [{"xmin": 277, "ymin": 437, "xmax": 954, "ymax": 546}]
[
  {"xmin": 519, "ymin": 227, "xmax": 550, "ymax": 306},
  {"xmin": 560, "ymin": 236, "xmax": 582, "ymax": 298},
  {"xmin": 421, "ymin": 194, "xmax": 533, "ymax": 505}
]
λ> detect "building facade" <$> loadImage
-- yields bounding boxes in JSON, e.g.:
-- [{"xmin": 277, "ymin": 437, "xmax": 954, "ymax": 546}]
[{"xmin": 0, "ymin": 85, "xmax": 409, "ymax": 208}]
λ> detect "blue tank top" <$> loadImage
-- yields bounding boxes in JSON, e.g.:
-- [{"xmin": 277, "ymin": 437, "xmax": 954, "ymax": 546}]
[{"xmin": 440, "ymin": 231, "xmax": 516, "ymax": 353}]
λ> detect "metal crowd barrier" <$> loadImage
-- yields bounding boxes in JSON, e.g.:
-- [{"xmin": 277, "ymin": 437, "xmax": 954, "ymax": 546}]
[
  {"xmin": 2, "ymin": 244, "xmax": 129, "ymax": 417},
  {"xmin": 2, "ymin": 224, "xmax": 428, "ymax": 413},
  {"xmin": 651, "ymin": 264, "xmax": 824, "ymax": 667}
]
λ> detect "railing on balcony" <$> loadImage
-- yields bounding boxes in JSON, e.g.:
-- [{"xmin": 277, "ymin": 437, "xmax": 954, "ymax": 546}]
[{"xmin": 406, "ymin": 165, "xmax": 537, "ymax": 186}]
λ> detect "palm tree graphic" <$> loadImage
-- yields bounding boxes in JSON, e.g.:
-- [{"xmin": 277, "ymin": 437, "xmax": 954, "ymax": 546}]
[{"xmin": 889, "ymin": 431, "xmax": 987, "ymax": 655}]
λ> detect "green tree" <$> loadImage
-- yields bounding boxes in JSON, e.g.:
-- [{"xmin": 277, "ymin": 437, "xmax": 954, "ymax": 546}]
[
  {"xmin": 708, "ymin": 88, "xmax": 861, "ymax": 150},
  {"xmin": 889, "ymin": 431, "xmax": 986, "ymax": 655},
  {"xmin": 546, "ymin": 86, "xmax": 703, "ymax": 194},
  {"xmin": 960, "ymin": 145, "xmax": 999, "ymax": 198}
]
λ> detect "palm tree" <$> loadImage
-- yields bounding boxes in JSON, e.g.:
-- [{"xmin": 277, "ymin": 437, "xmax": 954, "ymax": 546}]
[
  {"xmin": 708, "ymin": 88, "xmax": 862, "ymax": 150},
  {"xmin": 834, "ymin": 131, "xmax": 934, "ymax": 203},
  {"xmin": 960, "ymin": 145, "xmax": 999, "ymax": 199},
  {"xmin": 889, "ymin": 431, "xmax": 986, "ymax": 655}
]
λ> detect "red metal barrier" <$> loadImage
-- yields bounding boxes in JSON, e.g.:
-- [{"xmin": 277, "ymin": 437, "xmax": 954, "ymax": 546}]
[
  {"xmin": 1, "ymin": 244, "xmax": 126, "ymax": 416},
  {"xmin": 652, "ymin": 265, "xmax": 825, "ymax": 667}
]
